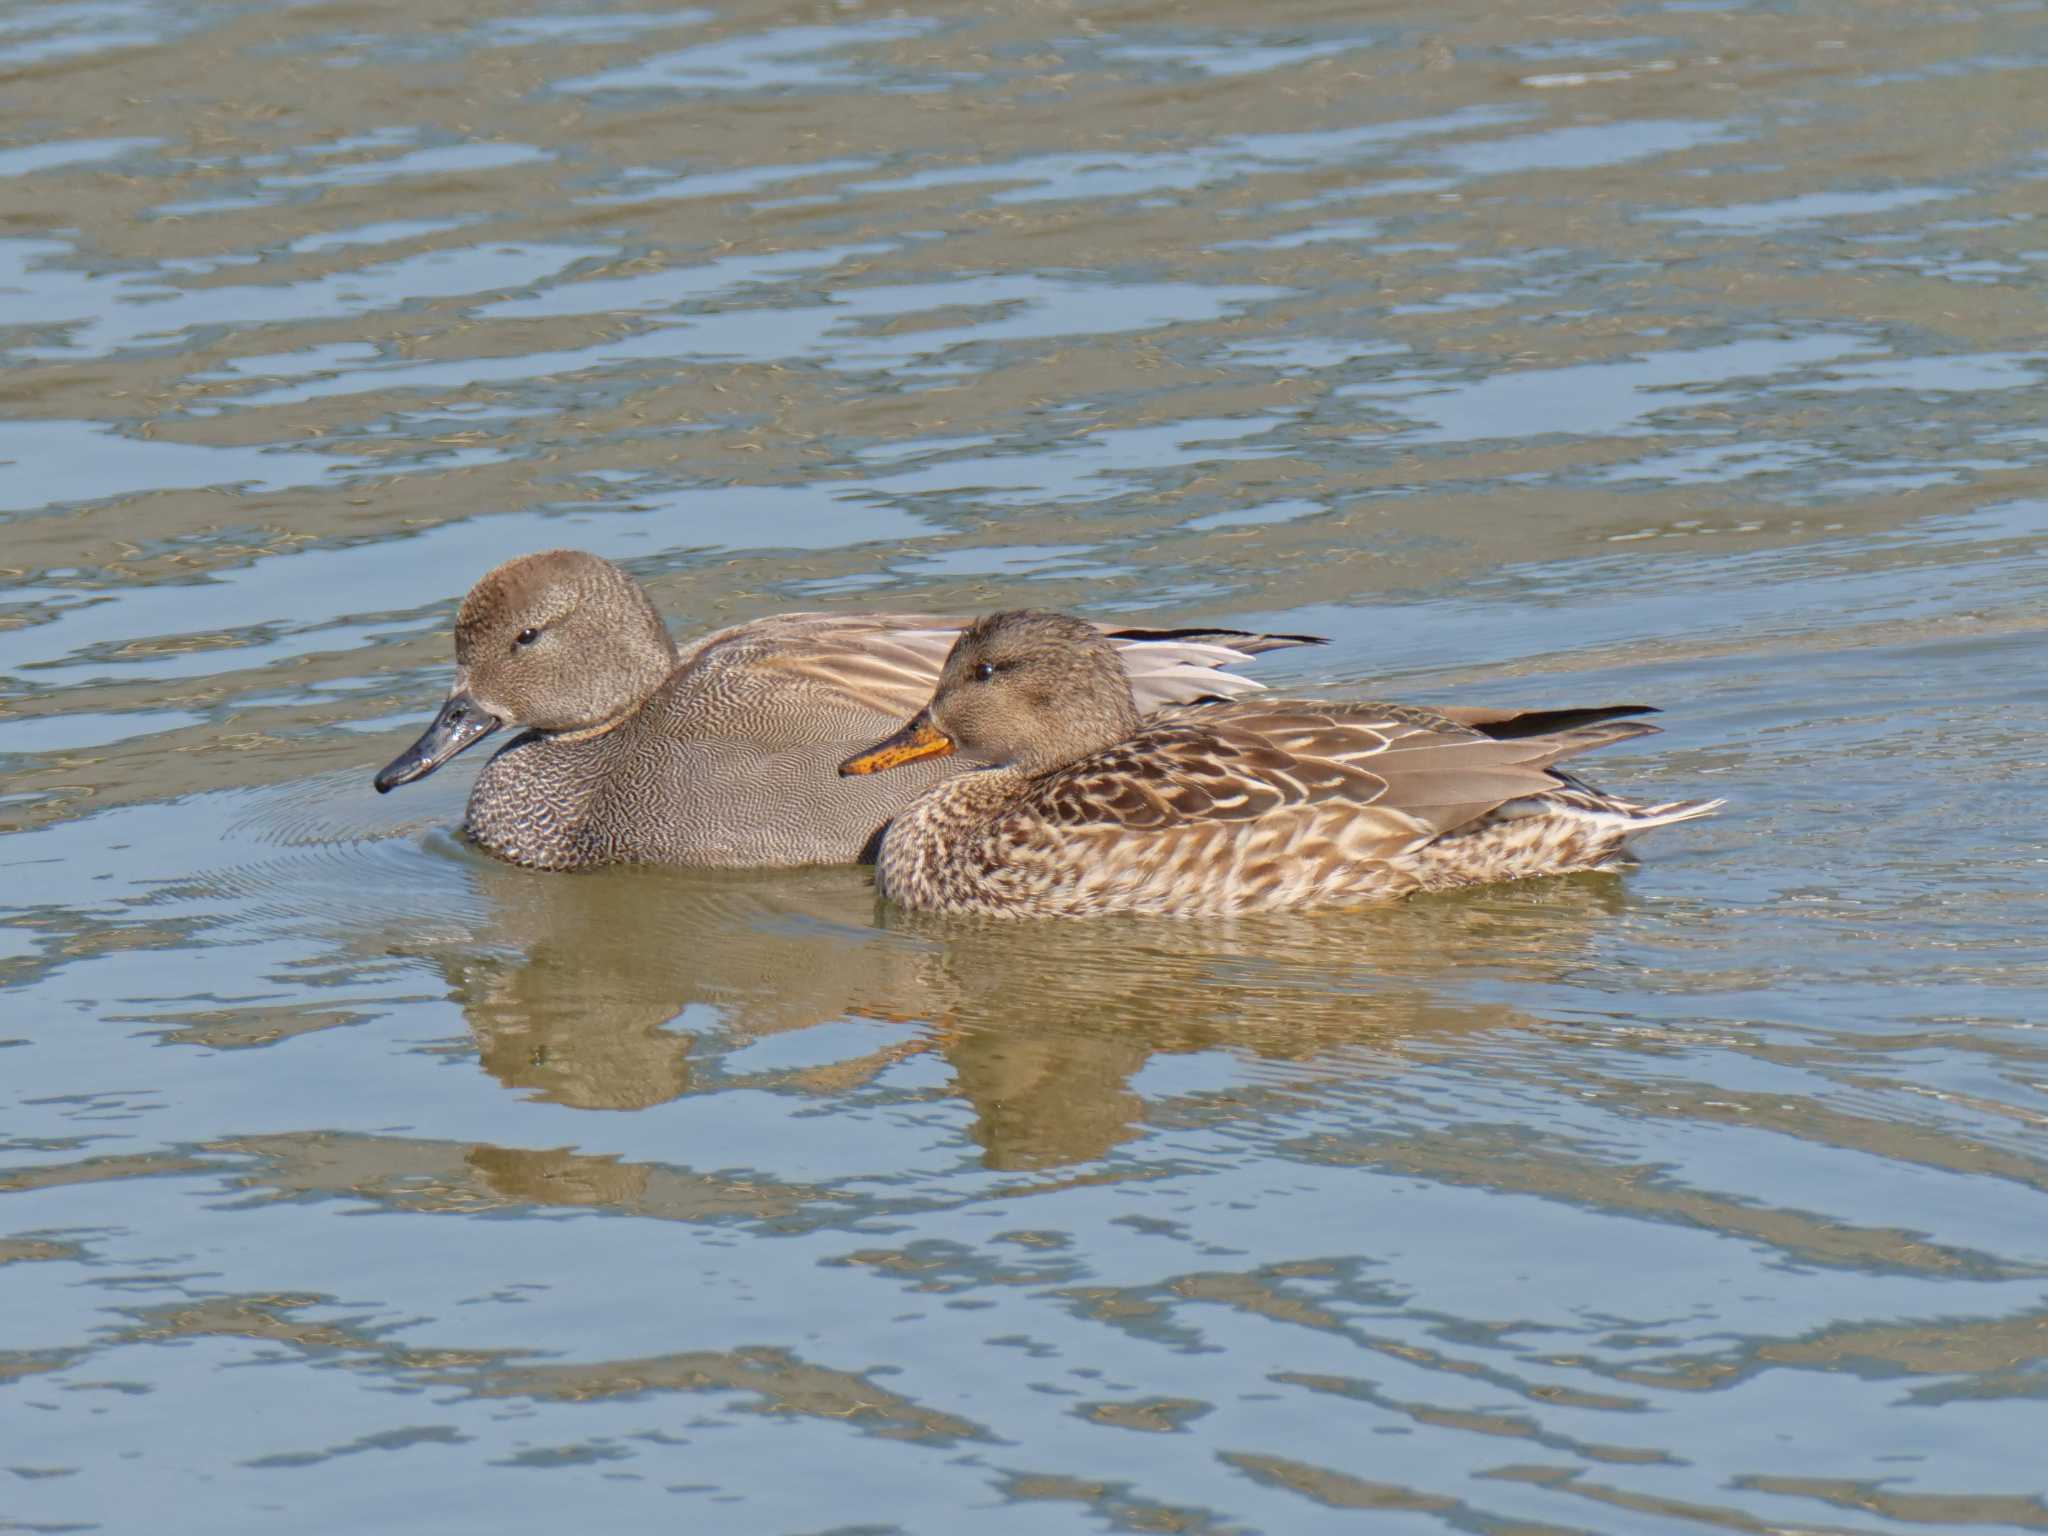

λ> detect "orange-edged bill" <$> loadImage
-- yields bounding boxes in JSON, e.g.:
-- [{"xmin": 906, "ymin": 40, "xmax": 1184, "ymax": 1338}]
[{"xmin": 839, "ymin": 713, "xmax": 955, "ymax": 776}]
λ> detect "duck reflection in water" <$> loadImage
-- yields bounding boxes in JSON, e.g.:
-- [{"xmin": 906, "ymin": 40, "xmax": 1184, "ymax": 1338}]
[
  {"xmin": 435, "ymin": 857, "xmax": 915, "ymax": 1111},
  {"xmin": 414, "ymin": 850, "xmax": 1635, "ymax": 1172}
]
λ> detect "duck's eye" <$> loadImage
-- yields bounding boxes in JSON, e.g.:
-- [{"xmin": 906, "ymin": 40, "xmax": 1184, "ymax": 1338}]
[
  {"xmin": 973, "ymin": 661, "xmax": 995, "ymax": 683},
  {"xmin": 514, "ymin": 627, "xmax": 541, "ymax": 649}
]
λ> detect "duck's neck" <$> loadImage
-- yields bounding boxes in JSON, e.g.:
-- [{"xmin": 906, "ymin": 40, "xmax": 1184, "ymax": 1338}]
[
  {"xmin": 549, "ymin": 713, "xmax": 630, "ymax": 745},
  {"xmin": 544, "ymin": 692, "xmax": 655, "ymax": 745},
  {"xmin": 875, "ymin": 765, "xmax": 1030, "ymax": 903}
]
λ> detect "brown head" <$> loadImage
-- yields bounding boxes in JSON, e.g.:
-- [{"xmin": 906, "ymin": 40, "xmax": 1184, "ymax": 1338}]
[
  {"xmin": 375, "ymin": 550, "xmax": 678, "ymax": 793},
  {"xmin": 840, "ymin": 609, "xmax": 1142, "ymax": 780}
]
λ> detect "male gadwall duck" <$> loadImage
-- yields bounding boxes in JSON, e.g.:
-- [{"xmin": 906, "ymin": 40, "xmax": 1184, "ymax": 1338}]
[
  {"xmin": 373, "ymin": 551, "xmax": 1318, "ymax": 870},
  {"xmin": 840, "ymin": 609, "xmax": 1722, "ymax": 917}
]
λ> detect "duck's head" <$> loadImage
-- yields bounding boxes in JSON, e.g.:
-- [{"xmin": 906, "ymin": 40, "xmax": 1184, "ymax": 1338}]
[
  {"xmin": 374, "ymin": 550, "xmax": 678, "ymax": 793},
  {"xmin": 840, "ymin": 609, "xmax": 1142, "ymax": 780}
]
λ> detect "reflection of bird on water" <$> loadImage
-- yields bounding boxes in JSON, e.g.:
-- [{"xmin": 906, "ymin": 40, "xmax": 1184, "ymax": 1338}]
[
  {"xmin": 373, "ymin": 832, "xmax": 1631, "ymax": 1161},
  {"xmin": 400, "ymin": 834, "xmax": 1637, "ymax": 1168},
  {"xmin": 885, "ymin": 874, "xmax": 1636, "ymax": 1169},
  {"xmin": 439, "ymin": 857, "xmax": 931, "ymax": 1111}
]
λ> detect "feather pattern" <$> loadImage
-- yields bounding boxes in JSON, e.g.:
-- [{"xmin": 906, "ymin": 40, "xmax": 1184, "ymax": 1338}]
[
  {"xmin": 856, "ymin": 613, "xmax": 1722, "ymax": 918},
  {"xmin": 376, "ymin": 554, "xmax": 1321, "ymax": 870},
  {"xmin": 683, "ymin": 612, "xmax": 1304, "ymax": 721}
]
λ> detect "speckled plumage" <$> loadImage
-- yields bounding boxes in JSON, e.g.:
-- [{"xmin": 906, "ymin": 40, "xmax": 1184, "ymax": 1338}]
[
  {"xmin": 846, "ymin": 611, "xmax": 1723, "ymax": 918},
  {"xmin": 373, "ymin": 552, "xmax": 1319, "ymax": 870}
]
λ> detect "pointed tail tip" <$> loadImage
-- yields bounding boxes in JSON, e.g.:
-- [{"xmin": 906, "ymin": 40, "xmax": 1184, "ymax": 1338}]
[
  {"xmin": 1238, "ymin": 630, "xmax": 1327, "ymax": 653},
  {"xmin": 1641, "ymin": 796, "xmax": 1726, "ymax": 828},
  {"xmin": 1107, "ymin": 624, "xmax": 1328, "ymax": 653}
]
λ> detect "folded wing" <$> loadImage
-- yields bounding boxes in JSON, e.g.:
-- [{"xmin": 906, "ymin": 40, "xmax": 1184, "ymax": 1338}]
[
  {"xmin": 1023, "ymin": 698, "xmax": 1664, "ymax": 845},
  {"xmin": 675, "ymin": 612, "xmax": 1323, "ymax": 723}
]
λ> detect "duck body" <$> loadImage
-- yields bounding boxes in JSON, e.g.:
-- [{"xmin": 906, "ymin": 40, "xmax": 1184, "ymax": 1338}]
[
  {"xmin": 842, "ymin": 612, "xmax": 1722, "ymax": 919},
  {"xmin": 459, "ymin": 616, "xmax": 970, "ymax": 869},
  {"xmin": 867, "ymin": 700, "xmax": 1719, "ymax": 917},
  {"xmin": 374, "ymin": 553, "xmax": 1317, "ymax": 871}
]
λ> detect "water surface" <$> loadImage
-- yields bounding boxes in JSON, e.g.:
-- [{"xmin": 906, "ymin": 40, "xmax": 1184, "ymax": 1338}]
[{"xmin": 3, "ymin": 1, "xmax": 2047, "ymax": 1531}]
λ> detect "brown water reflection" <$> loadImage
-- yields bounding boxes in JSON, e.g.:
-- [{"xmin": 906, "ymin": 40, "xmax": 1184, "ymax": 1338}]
[
  {"xmin": 223, "ymin": 1131, "xmax": 820, "ymax": 1225},
  {"xmin": 891, "ymin": 885, "xmax": 1626, "ymax": 1168},
  {"xmin": 409, "ymin": 854, "xmax": 1631, "ymax": 1167}
]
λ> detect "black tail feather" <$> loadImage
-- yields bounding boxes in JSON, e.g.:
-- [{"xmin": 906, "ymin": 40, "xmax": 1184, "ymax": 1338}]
[
  {"xmin": 1469, "ymin": 704, "xmax": 1659, "ymax": 741},
  {"xmin": 1107, "ymin": 625, "xmax": 1327, "ymax": 654}
]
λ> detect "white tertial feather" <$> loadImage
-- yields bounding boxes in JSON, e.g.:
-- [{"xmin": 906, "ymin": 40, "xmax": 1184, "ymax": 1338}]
[{"xmin": 1114, "ymin": 639, "xmax": 1267, "ymax": 709}]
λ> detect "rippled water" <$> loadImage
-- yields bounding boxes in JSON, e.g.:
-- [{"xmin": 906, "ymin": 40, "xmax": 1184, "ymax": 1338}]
[{"xmin": 4, "ymin": 1, "xmax": 2047, "ymax": 1530}]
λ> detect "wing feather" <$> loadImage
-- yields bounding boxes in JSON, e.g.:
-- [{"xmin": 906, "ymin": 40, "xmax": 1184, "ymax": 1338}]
[
  {"xmin": 673, "ymin": 613, "xmax": 1317, "ymax": 722},
  {"xmin": 1008, "ymin": 695, "xmax": 1656, "ymax": 847}
]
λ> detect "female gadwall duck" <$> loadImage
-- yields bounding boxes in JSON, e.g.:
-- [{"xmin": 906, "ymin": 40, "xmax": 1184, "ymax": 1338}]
[
  {"xmin": 373, "ymin": 551, "xmax": 1317, "ymax": 870},
  {"xmin": 840, "ymin": 609, "xmax": 1722, "ymax": 917}
]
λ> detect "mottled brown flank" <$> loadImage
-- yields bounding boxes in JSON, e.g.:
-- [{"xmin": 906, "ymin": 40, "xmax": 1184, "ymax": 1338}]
[
  {"xmin": 873, "ymin": 632, "xmax": 1721, "ymax": 918},
  {"xmin": 389, "ymin": 552, "xmax": 1315, "ymax": 869}
]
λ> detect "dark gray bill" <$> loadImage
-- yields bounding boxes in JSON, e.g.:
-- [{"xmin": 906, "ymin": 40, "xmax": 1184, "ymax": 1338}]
[{"xmin": 374, "ymin": 691, "xmax": 504, "ymax": 793}]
